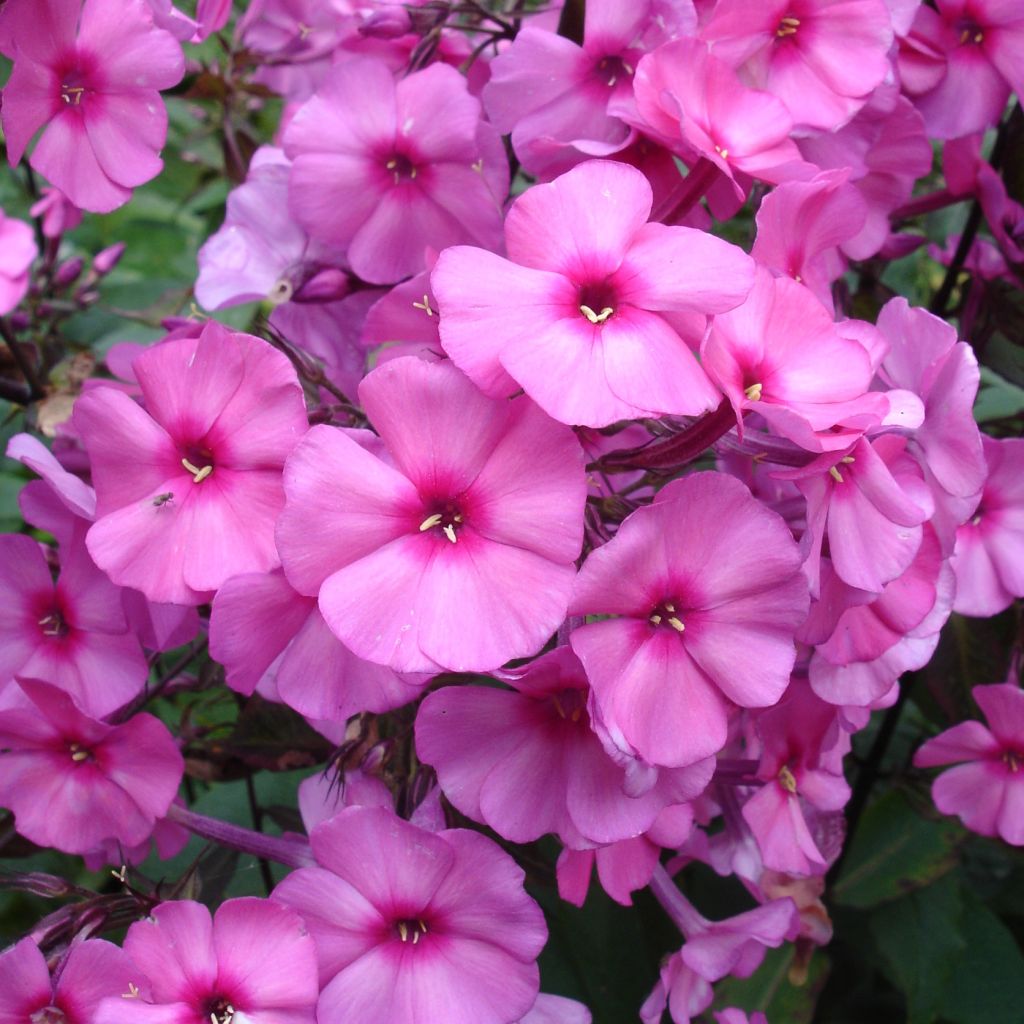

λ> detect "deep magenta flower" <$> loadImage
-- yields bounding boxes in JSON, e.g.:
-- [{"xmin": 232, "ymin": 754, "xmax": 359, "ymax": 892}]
[
  {"xmin": 94, "ymin": 898, "xmax": 319, "ymax": 1024},
  {"xmin": 570, "ymin": 472, "xmax": 809, "ymax": 769},
  {"xmin": 0, "ymin": 678, "xmax": 183, "ymax": 854},
  {"xmin": 950, "ymin": 436, "xmax": 1024, "ymax": 617},
  {"xmin": 0, "ymin": 533, "xmax": 147, "ymax": 717},
  {"xmin": 284, "ymin": 56, "xmax": 507, "ymax": 284},
  {"xmin": 0, "ymin": 0, "xmax": 185, "ymax": 213},
  {"xmin": 276, "ymin": 357, "xmax": 586, "ymax": 673},
  {"xmin": 433, "ymin": 159, "xmax": 753, "ymax": 428},
  {"xmin": 73, "ymin": 321, "xmax": 309, "ymax": 605},
  {"xmin": 415, "ymin": 647, "xmax": 713, "ymax": 848},
  {"xmin": 273, "ymin": 805, "xmax": 548, "ymax": 1024},
  {"xmin": 914, "ymin": 683, "xmax": 1024, "ymax": 845},
  {"xmin": 0, "ymin": 937, "xmax": 140, "ymax": 1024}
]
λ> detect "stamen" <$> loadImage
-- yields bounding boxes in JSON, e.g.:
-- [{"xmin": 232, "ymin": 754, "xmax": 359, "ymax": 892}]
[
  {"xmin": 781, "ymin": 15, "xmax": 801, "ymax": 26},
  {"xmin": 974, "ymin": 31, "xmax": 983, "ymax": 42},
  {"xmin": 667, "ymin": 616, "xmax": 686, "ymax": 633},
  {"xmin": 412, "ymin": 294, "xmax": 434, "ymax": 317},
  {"xmin": 829, "ymin": 465, "xmax": 844, "ymax": 484},
  {"xmin": 61, "ymin": 85, "xmax": 85, "ymax": 105},
  {"xmin": 297, "ymin": 21, "xmax": 312, "ymax": 38},
  {"xmin": 552, "ymin": 694, "xmax": 566, "ymax": 719},
  {"xmin": 649, "ymin": 614, "xmax": 663, "ymax": 625},
  {"xmin": 442, "ymin": 523, "xmax": 458, "ymax": 544},
  {"xmin": 419, "ymin": 513, "xmax": 443, "ymax": 532},
  {"xmin": 664, "ymin": 602, "xmax": 676, "ymax": 612},
  {"xmin": 840, "ymin": 455, "xmax": 855, "ymax": 464},
  {"xmin": 122, "ymin": 983, "xmax": 140, "ymax": 1000},
  {"xmin": 397, "ymin": 921, "xmax": 409, "ymax": 942},
  {"xmin": 971, "ymin": 513, "xmax": 982, "ymax": 526},
  {"xmin": 69, "ymin": 743, "xmax": 90, "ymax": 763},
  {"xmin": 580, "ymin": 304, "xmax": 614, "ymax": 324},
  {"xmin": 744, "ymin": 382, "xmax": 763, "ymax": 401},
  {"xmin": 471, "ymin": 159, "xmax": 484, "ymax": 173},
  {"xmin": 1004, "ymin": 750, "xmax": 1021, "ymax": 773},
  {"xmin": 570, "ymin": 707, "xmax": 582, "ymax": 722},
  {"xmin": 778, "ymin": 765, "xmax": 798, "ymax": 793},
  {"xmin": 714, "ymin": 144, "xmax": 730, "ymax": 158},
  {"xmin": 181, "ymin": 458, "xmax": 212, "ymax": 483},
  {"xmin": 960, "ymin": 27, "xmax": 970, "ymax": 42}
]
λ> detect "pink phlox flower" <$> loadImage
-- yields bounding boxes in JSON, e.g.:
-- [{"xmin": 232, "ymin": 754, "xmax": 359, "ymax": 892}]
[
  {"xmin": 196, "ymin": 146, "xmax": 347, "ymax": 311},
  {"xmin": 750, "ymin": 171, "xmax": 867, "ymax": 310},
  {"xmin": 82, "ymin": 798, "xmax": 189, "ymax": 870},
  {"xmin": 557, "ymin": 804, "xmax": 695, "ymax": 907},
  {"xmin": 950, "ymin": 436, "xmax": 1024, "ymax": 617},
  {"xmin": 701, "ymin": 269, "xmax": 890, "ymax": 451},
  {"xmin": 876, "ymin": 297, "xmax": 986, "ymax": 502},
  {"xmin": 276, "ymin": 357, "xmax": 586, "ymax": 673},
  {"xmin": 756, "ymin": 869, "xmax": 833, "ymax": 946},
  {"xmin": 570, "ymin": 472, "xmax": 809, "ymax": 769},
  {"xmin": 701, "ymin": 0, "xmax": 894, "ymax": 131},
  {"xmin": 780, "ymin": 434, "xmax": 934, "ymax": 595},
  {"xmin": 632, "ymin": 38, "xmax": 815, "ymax": 198},
  {"xmin": 716, "ymin": 1012, "xmax": 770, "ymax": 1024},
  {"xmin": 741, "ymin": 682, "xmax": 851, "ymax": 873},
  {"xmin": 29, "ymin": 186, "xmax": 83, "ymax": 238},
  {"xmin": 298, "ymin": 768, "xmax": 393, "ymax": 833},
  {"xmin": 433, "ymin": 159, "xmax": 754, "ymax": 427},
  {"xmin": 519, "ymin": 994, "xmax": 593, "ymax": 1024},
  {"xmin": 0, "ymin": 0, "xmax": 185, "ymax": 213},
  {"xmin": 95, "ymin": 898, "xmax": 319, "ymax": 1024},
  {"xmin": 145, "ymin": 0, "xmax": 201, "ymax": 40},
  {"xmin": 7, "ymin": 432, "xmax": 201, "ymax": 653},
  {"xmin": 73, "ymin": 321, "xmax": 309, "ymax": 605},
  {"xmin": 0, "ymin": 678, "xmax": 183, "ymax": 854},
  {"xmin": 802, "ymin": 527, "xmax": 955, "ymax": 706},
  {"xmin": 914, "ymin": 682, "xmax": 1024, "ymax": 845},
  {"xmin": 797, "ymin": 89, "xmax": 932, "ymax": 260},
  {"xmin": 210, "ymin": 567, "xmax": 426, "ymax": 723},
  {"xmin": 361, "ymin": 266, "xmax": 445, "ymax": 365},
  {"xmin": 0, "ymin": 936, "xmax": 144, "ymax": 1024},
  {"xmin": 416, "ymin": 646, "xmax": 713, "ymax": 848},
  {"xmin": 898, "ymin": 0, "xmax": 1024, "ymax": 139},
  {"xmin": 284, "ymin": 56, "xmax": 508, "ymax": 284},
  {"xmin": 640, "ymin": 957, "xmax": 712, "ymax": 1024},
  {"xmin": 482, "ymin": 0, "xmax": 697, "ymax": 178},
  {"xmin": 272, "ymin": 805, "xmax": 548, "ymax": 1024},
  {"xmin": 0, "ymin": 530, "xmax": 147, "ymax": 718},
  {"xmin": 0, "ymin": 207, "xmax": 37, "ymax": 314}
]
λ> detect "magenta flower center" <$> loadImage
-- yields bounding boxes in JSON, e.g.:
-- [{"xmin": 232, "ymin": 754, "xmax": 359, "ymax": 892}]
[
  {"xmin": 956, "ymin": 18, "xmax": 984, "ymax": 45},
  {"xmin": 775, "ymin": 14, "xmax": 801, "ymax": 38},
  {"xmin": 29, "ymin": 1007, "xmax": 65, "ymax": 1024},
  {"xmin": 418, "ymin": 499, "xmax": 466, "ymax": 545},
  {"xmin": 1003, "ymin": 749, "xmax": 1022, "ymax": 773},
  {"xmin": 594, "ymin": 54, "xmax": 633, "ymax": 89},
  {"xmin": 550, "ymin": 687, "xmax": 587, "ymax": 724},
  {"xmin": 648, "ymin": 598, "xmax": 686, "ymax": 634},
  {"xmin": 38, "ymin": 607, "xmax": 69, "ymax": 639},
  {"xmin": 385, "ymin": 153, "xmax": 418, "ymax": 186},
  {"xmin": 180, "ymin": 444, "xmax": 215, "ymax": 484},
  {"xmin": 203, "ymin": 996, "xmax": 237, "ymax": 1024},
  {"xmin": 577, "ymin": 280, "xmax": 619, "ymax": 325},
  {"xmin": 778, "ymin": 764, "xmax": 798, "ymax": 793},
  {"xmin": 393, "ymin": 917, "xmax": 429, "ymax": 945},
  {"xmin": 67, "ymin": 741, "xmax": 93, "ymax": 764},
  {"xmin": 54, "ymin": 51, "xmax": 98, "ymax": 108}
]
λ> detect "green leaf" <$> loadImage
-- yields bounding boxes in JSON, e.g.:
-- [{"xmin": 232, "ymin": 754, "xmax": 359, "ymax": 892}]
[
  {"xmin": 975, "ymin": 366, "xmax": 1024, "ymax": 423},
  {"xmin": 941, "ymin": 895, "xmax": 1024, "ymax": 1024},
  {"xmin": 870, "ymin": 874, "xmax": 965, "ymax": 1023},
  {"xmin": 713, "ymin": 943, "xmax": 829, "ymax": 1023},
  {"xmin": 833, "ymin": 790, "xmax": 963, "ymax": 908}
]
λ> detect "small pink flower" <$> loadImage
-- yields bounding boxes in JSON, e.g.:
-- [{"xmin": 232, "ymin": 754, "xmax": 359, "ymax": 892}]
[
  {"xmin": 914, "ymin": 683, "xmax": 1024, "ymax": 845},
  {"xmin": 0, "ymin": 207, "xmax": 37, "ymax": 313},
  {"xmin": 570, "ymin": 472, "xmax": 809, "ymax": 769},
  {"xmin": 273, "ymin": 805, "xmax": 548, "ymax": 1024},
  {"xmin": 284, "ymin": 56, "xmax": 507, "ymax": 284},
  {"xmin": 276, "ymin": 357, "xmax": 586, "ymax": 673},
  {"xmin": 29, "ymin": 187, "xmax": 83, "ymax": 239},
  {"xmin": 0, "ymin": 678, "xmax": 183, "ymax": 854},
  {"xmin": 433, "ymin": 159, "xmax": 753, "ymax": 427},
  {"xmin": 95, "ymin": 898, "xmax": 319, "ymax": 1024},
  {"xmin": 73, "ymin": 321, "xmax": 309, "ymax": 605},
  {"xmin": 0, "ymin": 937, "xmax": 142, "ymax": 1024},
  {"xmin": 0, "ymin": 0, "xmax": 185, "ymax": 212}
]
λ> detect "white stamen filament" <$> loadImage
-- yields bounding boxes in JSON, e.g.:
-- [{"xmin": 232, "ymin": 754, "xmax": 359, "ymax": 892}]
[
  {"xmin": 419, "ymin": 513, "xmax": 443, "ymax": 532},
  {"xmin": 442, "ymin": 524, "xmax": 458, "ymax": 544},
  {"xmin": 181, "ymin": 458, "xmax": 212, "ymax": 483},
  {"xmin": 580, "ymin": 304, "xmax": 614, "ymax": 324}
]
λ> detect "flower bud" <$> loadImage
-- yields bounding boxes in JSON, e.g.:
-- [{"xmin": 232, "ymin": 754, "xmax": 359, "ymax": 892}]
[
  {"xmin": 92, "ymin": 242, "xmax": 126, "ymax": 275},
  {"xmin": 294, "ymin": 267, "xmax": 351, "ymax": 304},
  {"xmin": 53, "ymin": 257, "xmax": 85, "ymax": 289}
]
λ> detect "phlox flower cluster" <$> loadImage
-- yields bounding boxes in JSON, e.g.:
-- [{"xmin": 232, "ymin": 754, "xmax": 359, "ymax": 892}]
[{"xmin": 0, "ymin": 0, "xmax": 1022, "ymax": 1022}]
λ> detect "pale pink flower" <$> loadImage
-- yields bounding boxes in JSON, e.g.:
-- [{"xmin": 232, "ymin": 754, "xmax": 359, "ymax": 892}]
[
  {"xmin": 570, "ymin": 472, "xmax": 809, "ymax": 769},
  {"xmin": 272, "ymin": 805, "xmax": 548, "ymax": 1024},
  {"xmin": 29, "ymin": 186, "xmax": 83, "ymax": 238},
  {"xmin": 0, "ymin": 0, "xmax": 185, "ymax": 213},
  {"xmin": 0, "ymin": 937, "xmax": 141, "ymax": 1024},
  {"xmin": 95, "ymin": 898, "xmax": 319, "ymax": 1024},
  {"xmin": 0, "ymin": 208, "xmax": 37, "ymax": 313},
  {"xmin": 0, "ymin": 678, "xmax": 183, "ymax": 854},
  {"xmin": 914, "ymin": 683, "xmax": 1024, "ymax": 845},
  {"xmin": 284, "ymin": 57, "xmax": 508, "ymax": 284},
  {"xmin": 433, "ymin": 159, "xmax": 753, "ymax": 427},
  {"xmin": 73, "ymin": 322, "xmax": 309, "ymax": 605},
  {"xmin": 276, "ymin": 357, "xmax": 586, "ymax": 673}
]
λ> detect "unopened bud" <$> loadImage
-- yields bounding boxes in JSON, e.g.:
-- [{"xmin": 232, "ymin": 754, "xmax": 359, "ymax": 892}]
[
  {"xmin": 53, "ymin": 257, "xmax": 85, "ymax": 289},
  {"xmin": 294, "ymin": 267, "xmax": 351, "ymax": 304},
  {"xmin": 8, "ymin": 312, "xmax": 29, "ymax": 331},
  {"xmin": 92, "ymin": 242, "xmax": 126, "ymax": 275}
]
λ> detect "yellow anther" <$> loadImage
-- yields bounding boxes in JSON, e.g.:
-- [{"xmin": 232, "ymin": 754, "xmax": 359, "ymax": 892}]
[
  {"xmin": 442, "ymin": 523, "xmax": 458, "ymax": 544},
  {"xmin": 453, "ymin": 513, "xmax": 464, "ymax": 523},
  {"xmin": 71, "ymin": 749, "xmax": 89, "ymax": 762},
  {"xmin": 122, "ymin": 983, "xmax": 141, "ymax": 1000},
  {"xmin": 386, "ymin": 159, "xmax": 397, "ymax": 169},
  {"xmin": 297, "ymin": 21, "xmax": 312, "ymax": 38},
  {"xmin": 781, "ymin": 15, "xmax": 800, "ymax": 26},
  {"xmin": 829, "ymin": 465, "xmax": 844, "ymax": 484},
  {"xmin": 552, "ymin": 694, "xmax": 566, "ymax": 719},
  {"xmin": 974, "ymin": 31, "xmax": 983, "ymax": 42},
  {"xmin": 412, "ymin": 294, "xmax": 434, "ymax": 317},
  {"xmin": 419, "ymin": 513, "xmax": 443, "ymax": 532},
  {"xmin": 971, "ymin": 513, "xmax": 982, "ymax": 526},
  {"xmin": 714, "ymin": 144, "xmax": 730, "ymax": 158},
  {"xmin": 61, "ymin": 85, "xmax": 85, "ymax": 105},
  {"xmin": 1005, "ymin": 750, "xmax": 1021, "ymax": 773},
  {"xmin": 960, "ymin": 27, "xmax": 970, "ymax": 42},
  {"xmin": 181, "ymin": 458, "xmax": 212, "ymax": 483},
  {"xmin": 778, "ymin": 764, "xmax": 798, "ymax": 793},
  {"xmin": 397, "ymin": 921, "xmax": 409, "ymax": 942},
  {"xmin": 112, "ymin": 865, "xmax": 128, "ymax": 883},
  {"xmin": 570, "ymin": 706, "xmax": 582, "ymax": 722},
  {"xmin": 667, "ymin": 616, "xmax": 685, "ymax": 632},
  {"xmin": 744, "ymin": 382, "xmax": 763, "ymax": 401},
  {"xmin": 471, "ymin": 159, "xmax": 484, "ymax": 173},
  {"xmin": 649, "ymin": 614, "xmax": 663, "ymax": 625},
  {"xmin": 412, "ymin": 930, "xmax": 421, "ymax": 944},
  {"xmin": 664, "ymin": 602, "xmax": 676, "ymax": 613},
  {"xmin": 580, "ymin": 304, "xmax": 614, "ymax": 324},
  {"xmin": 840, "ymin": 455, "xmax": 855, "ymax": 464}
]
